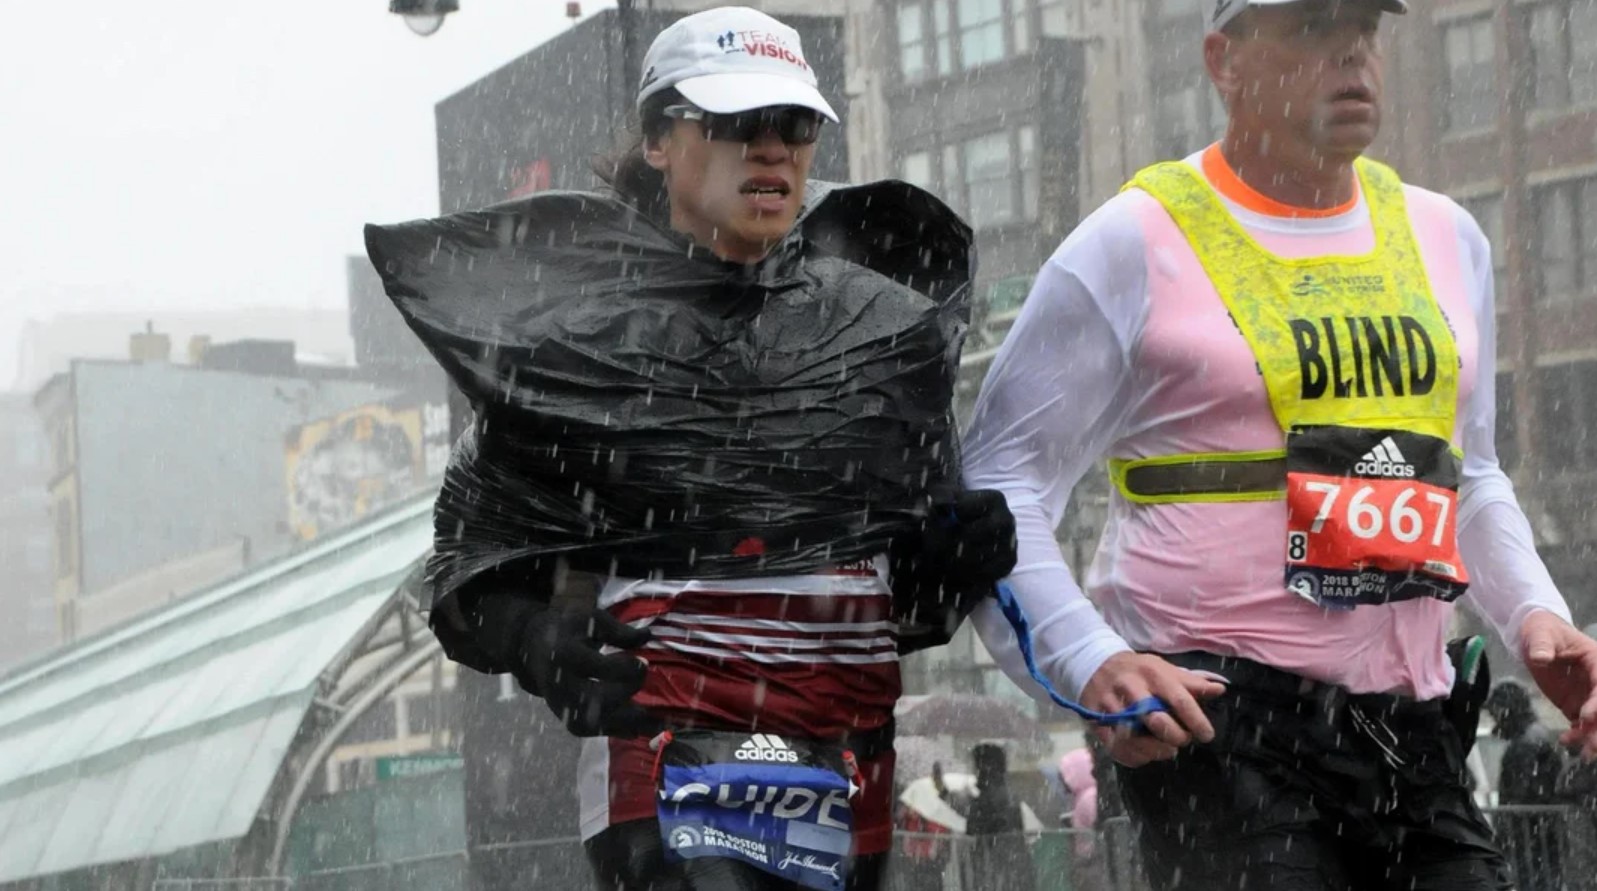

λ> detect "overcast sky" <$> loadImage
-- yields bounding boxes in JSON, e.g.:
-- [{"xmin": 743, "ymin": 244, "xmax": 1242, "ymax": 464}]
[{"xmin": 2, "ymin": 0, "xmax": 612, "ymax": 390}]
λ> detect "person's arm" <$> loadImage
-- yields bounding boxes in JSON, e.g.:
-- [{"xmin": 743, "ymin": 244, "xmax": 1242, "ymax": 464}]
[
  {"xmin": 965, "ymin": 195, "xmax": 1224, "ymax": 764},
  {"xmin": 962, "ymin": 247, "xmax": 1139, "ymax": 700},
  {"xmin": 1451, "ymin": 203, "xmax": 1597, "ymax": 757},
  {"xmin": 1454, "ymin": 209, "xmax": 1572, "ymax": 642}
]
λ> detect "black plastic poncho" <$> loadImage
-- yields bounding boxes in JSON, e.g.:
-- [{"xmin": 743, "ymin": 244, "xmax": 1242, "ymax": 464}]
[{"xmin": 364, "ymin": 180, "xmax": 972, "ymax": 660}]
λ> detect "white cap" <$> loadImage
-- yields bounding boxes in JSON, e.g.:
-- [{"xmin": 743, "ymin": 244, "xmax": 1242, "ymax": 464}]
[
  {"xmin": 637, "ymin": 6, "xmax": 838, "ymax": 122},
  {"xmin": 1211, "ymin": 0, "xmax": 1407, "ymax": 34}
]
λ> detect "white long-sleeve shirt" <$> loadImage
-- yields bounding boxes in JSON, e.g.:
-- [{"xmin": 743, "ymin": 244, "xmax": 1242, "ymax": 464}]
[{"xmin": 965, "ymin": 147, "xmax": 1570, "ymax": 702}]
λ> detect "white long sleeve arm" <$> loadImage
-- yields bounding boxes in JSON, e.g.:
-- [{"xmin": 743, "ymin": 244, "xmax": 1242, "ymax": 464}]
[
  {"xmin": 963, "ymin": 201, "xmax": 1148, "ymax": 701},
  {"xmin": 1453, "ymin": 211, "xmax": 1572, "ymax": 649}
]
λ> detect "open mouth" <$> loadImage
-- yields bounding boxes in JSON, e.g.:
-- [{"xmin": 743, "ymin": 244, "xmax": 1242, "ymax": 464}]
[
  {"xmin": 740, "ymin": 177, "xmax": 791, "ymax": 199},
  {"xmin": 1331, "ymin": 84, "xmax": 1374, "ymax": 103}
]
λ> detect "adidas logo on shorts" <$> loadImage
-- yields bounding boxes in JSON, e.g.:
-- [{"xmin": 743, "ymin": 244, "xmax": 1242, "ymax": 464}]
[
  {"xmin": 734, "ymin": 733, "xmax": 799, "ymax": 762},
  {"xmin": 1354, "ymin": 436, "xmax": 1417, "ymax": 478}
]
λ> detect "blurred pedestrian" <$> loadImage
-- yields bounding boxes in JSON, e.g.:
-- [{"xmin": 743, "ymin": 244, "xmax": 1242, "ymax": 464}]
[
  {"xmin": 1488, "ymin": 680, "xmax": 1568, "ymax": 891},
  {"xmin": 1058, "ymin": 748, "xmax": 1108, "ymax": 891},
  {"xmin": 892, "ymin": 763, "xmax": 957, "ymax": 891},
  {"xmin": 1057, "ymin": 749, "xmax": 1097, "ymax": 844},
  {"xmin": 965, "ymin": 745, "xmax": 1036, "ymax": 891}
]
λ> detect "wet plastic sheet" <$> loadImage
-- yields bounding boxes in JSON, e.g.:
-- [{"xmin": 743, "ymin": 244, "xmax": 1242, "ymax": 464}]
[{"xmin": 364, "ymin": 180, "xmax": 972, "ymax": 620}]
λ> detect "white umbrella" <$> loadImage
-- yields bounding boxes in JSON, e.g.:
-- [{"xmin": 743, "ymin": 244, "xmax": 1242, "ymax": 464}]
[
  {"xmin": 892, "ymin": 734, "xmax": 965, "ymax": 781},
  {"xmin": 898, "ymin": 772, "xmax": 976, "ymax": 833}
]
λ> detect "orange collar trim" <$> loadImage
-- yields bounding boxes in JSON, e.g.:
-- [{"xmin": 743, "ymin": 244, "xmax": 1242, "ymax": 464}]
[{"xmin": 1200, "ymin": 143, "xmax": 1359, "ymax": 220}]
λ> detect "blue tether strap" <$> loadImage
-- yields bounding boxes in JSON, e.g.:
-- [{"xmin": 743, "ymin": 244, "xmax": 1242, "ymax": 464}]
[{"xmin": 994, "ymin": 581, "xmax": 1167, "ymax": 729}]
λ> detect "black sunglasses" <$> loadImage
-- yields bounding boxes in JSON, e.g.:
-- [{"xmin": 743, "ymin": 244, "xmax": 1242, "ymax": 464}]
[{"xmin": 662, "ymin": 104, "xmax": 825, "ymax": 145}]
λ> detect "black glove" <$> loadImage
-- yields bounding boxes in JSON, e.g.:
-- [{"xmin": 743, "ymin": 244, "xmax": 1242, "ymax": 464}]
[
  {"xmin": 469, "ymin": 589, "xmax": 660, "ymax": 737},
  {"xmin": 890, "ymin": 489, "xmax": 1018, "ymax": 651}
]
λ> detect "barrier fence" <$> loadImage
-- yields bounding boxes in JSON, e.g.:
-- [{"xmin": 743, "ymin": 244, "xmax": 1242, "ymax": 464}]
[
  {"xmin": 154, "ymin": 807, "xmax": 1597, "ymax": 891},
  {"xmin": 150, "ymin": 882, "xmax": 292, "ymax": 890},
  {"xmin": 1489, "ymin": 804, "xmax": 1597, "ymax": 891}
]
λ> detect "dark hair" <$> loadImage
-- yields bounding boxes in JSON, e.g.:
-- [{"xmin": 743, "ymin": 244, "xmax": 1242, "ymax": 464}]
[
  {"xmin": 592, "ymin": 87, "xmax": 684, "ymax": 220},
  {"xmin": 1485, "ymin": 680, "xmax": 1536, "ymax": 738},
  {"xmin": 972, "ymin": 743, "xmax": 1008, "ymax": 785}
]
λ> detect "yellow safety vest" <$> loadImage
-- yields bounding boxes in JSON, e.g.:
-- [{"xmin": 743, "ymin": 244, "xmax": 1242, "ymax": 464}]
[{"xmin": 1113, "ymin": 158, "xmax": 1468, "ymax": 608}]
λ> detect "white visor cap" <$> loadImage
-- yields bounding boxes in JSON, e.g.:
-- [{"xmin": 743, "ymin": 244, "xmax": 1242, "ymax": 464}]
[{"xmin": 637, "ymin": 6, "xmax": 839, "ymax": 122}]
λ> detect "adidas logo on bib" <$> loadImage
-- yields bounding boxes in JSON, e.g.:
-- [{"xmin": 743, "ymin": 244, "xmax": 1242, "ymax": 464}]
[
  {"xmin": 735, "ymin": 733, "xmax": 800, "ymax": 762},
  {"xmin": 1354, "ymin": 436, "xmax": 1416, "ymax": 478}
]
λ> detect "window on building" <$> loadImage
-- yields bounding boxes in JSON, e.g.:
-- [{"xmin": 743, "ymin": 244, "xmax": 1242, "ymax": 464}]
[
  {"xmin": 899, "ymin": 0, "xmax": 960, "ymax": 81},
  {"xmin": 958, "ymin": 0, "xmax": 1007, "ymax": 69},
  {"xmin": 1525, "ymin": 0, "xmax": 1597, "ymax": 109},
  {"xmin": 1531, "ymin": 178, "xmax": 1597, "ymax": 305},
  {"xmin": 900, "ymin": 151, "xmax": 934, "ymax": 191},
  {"xmin": 1536, "ymin": 361, "xmax": 1597, "ymax": 470},
  {"xmin": 405, "ymin": 693, "xmax": 459, "ymax": 736},
  {"xmin": 964, "ymin": 132, "xmax": 1016, "ymax": 228},
  {"xmin": 1496, "ymin": 371, "xmax": 1520, "ymax": 473},
  {"xmin": 1529, "ymin": 2, "xmax": 1572, "ymax": 109},
  {"xmin": 941, "ymin": 143, "xmax": 965, "ymax": 215},
  {"xmin": 1038, "ymin": 0, "xmax": 1069, "ymax": 36},
  {"xmin": 1442, "ymin": 16, "xmax": 1497, "ymax": 133},
  {"xmin": 335, "ymin": 759, "xmax": 370, "ymax": 793},
  {"xmin": 1574, "ymin": 0, "xmax": 1597, "ymax": 105},
  {"xmin": 343, "ymin": 700, "xmax": 398, "ymax": 745},
  {"xmin": 1460, "ymin": 194, "xmax": 1508, "ymax": 305},
  {"xmin": 1012, "ymin": 0, "xmax": 1032, "ymax": 55},
  {"xmin": 899, "ymin": 2, "xmax": 928, "ymax": 83},
  {"xmin": 1535, "ymin": 184, "xmax": 1578, "ymax": 301},
  {"xmin": 934, "ymin": 0, "xmax": 955, "ymax": 76},
  {"xmin": 1018, "ymin": 125, "xmax": 1040, "ymax": 221}
]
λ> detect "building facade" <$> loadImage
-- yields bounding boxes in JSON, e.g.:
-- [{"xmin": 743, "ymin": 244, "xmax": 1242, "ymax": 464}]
[
  {"xmin": 0, "ymin": 394, "xmax": 55, "ymax": 673},
  {"xmin": 866, "ymin": 0, "xmax": 1088, "ymax": 343},
  {"xmin": 1377, "ymin": 0, "xmax": 1597, "ymax": 623},
  {"xmin": 34, "ymin": 340, "xmax": 448, "ymax": 645},
  {"xmin": 12, "ymin": 308, "xmax": 356, "ymax": 394}
]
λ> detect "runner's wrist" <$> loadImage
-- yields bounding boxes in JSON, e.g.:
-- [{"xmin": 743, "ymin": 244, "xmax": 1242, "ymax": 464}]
[
  {"xmin": 1513, "ymin": 604, "xmax": 1574, "ymax": 651},
  {"xmin": 1055, "ymin": 634, "xmax": 1135, "ymax": 702}
]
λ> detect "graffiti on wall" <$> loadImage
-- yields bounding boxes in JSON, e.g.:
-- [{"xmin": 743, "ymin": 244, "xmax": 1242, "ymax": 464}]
[{"xmin": 285, "ymin": 401, "xmax": 450, "ymax": 540}]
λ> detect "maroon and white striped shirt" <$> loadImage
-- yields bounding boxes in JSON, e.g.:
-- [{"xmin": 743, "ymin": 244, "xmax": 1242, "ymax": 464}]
[{"xmin": 578, "ymin": 557, "xmax": 901, "ymax": 853}]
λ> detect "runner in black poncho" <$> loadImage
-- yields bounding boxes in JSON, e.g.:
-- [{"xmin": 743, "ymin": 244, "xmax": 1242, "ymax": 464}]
[{"xmin": 365, "ymin": 8, "xmax": 1016, "ymax": 889}]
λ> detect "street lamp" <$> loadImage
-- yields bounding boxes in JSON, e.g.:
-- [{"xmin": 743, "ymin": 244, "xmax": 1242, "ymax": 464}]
[{"xmin": 389, "ymin": 0, "xmax": 459, "ymax": 36}]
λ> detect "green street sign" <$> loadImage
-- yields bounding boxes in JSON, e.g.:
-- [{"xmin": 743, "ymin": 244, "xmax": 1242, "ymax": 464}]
[{"xmin": 375, "ymin": 753, "xmax": 464, "ymax": 781}]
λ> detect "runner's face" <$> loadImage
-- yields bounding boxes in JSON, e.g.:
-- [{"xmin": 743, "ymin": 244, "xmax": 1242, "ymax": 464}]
[
  {"xmin": 648, "ymin": 115, "xmax": 815, "ymax": 264},
  {"xmin": 1222, "ymin": 0, "xmax": 1386, "ymax": 159}
]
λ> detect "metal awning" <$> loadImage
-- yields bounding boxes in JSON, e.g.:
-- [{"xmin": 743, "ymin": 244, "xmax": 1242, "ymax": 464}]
[{"xmin": 0, "ymin": 495, "xmax": 435, "ymax": 883}]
